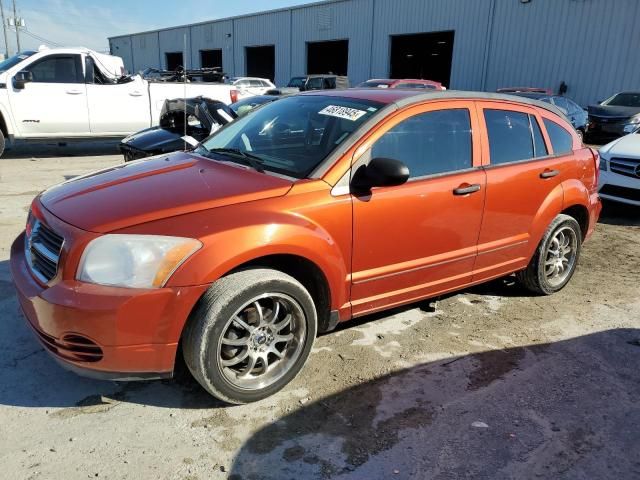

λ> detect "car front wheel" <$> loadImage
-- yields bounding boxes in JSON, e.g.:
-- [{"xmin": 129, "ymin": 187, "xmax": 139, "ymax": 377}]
[
  {"xmin": 182, "ymin": 268, "xmax": 317, "ymax": 404},
  {"xmin": 517, "ymin": 214, "xmax": 582, "ymax": 295}
]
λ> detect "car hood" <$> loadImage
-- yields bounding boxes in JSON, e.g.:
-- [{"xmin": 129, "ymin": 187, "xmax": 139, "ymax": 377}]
[
  {"xmin": 599, "ymin": 133, "xmax": 640, "ymax": 158},
  {"xmin": 39, "ymin": 152, "xmax": 294, "ymax": 233},
  {"xmin": 122, "ymin": 127, "xmax": 188, "ymax": 154},
  {"xmin": 588, "ymin": 104, "xmax": 640, "ymax": 118}
]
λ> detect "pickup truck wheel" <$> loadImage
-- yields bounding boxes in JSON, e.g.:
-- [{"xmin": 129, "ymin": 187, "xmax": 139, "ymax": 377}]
[
  {"xmin": 0, "ymin": 130, "xmax": 5, "ymax": 158},
  {"xmin": 517, "ymin": 214, "xmax": 582, "ymax": 295},
  {"xmin": 182, "ymin": 269, "xmax": 317, "ymax": 404}
]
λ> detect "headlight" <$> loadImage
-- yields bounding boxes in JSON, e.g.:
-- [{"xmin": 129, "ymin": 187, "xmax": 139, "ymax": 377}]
[
  {"xmin": 624, "ymin": 117, "xmax": 640, "ymax": 133},
  {"xmin": 77, "ymin": 235, "xmax": 202, "ymax": 288}
]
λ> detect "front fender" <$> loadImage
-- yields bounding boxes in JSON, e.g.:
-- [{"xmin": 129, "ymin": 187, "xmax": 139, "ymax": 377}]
[{"xmin": 163, "ymin": 207, "xmax": 351, "ymax": 312}]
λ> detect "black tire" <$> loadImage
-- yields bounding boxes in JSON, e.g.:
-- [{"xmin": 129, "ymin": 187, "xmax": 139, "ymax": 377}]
[
  {"xmin": 0, "ymin": 129, "xmax": 5, "ymax": 158},
  {"xmin": 182, "ymin": 269, "xmax": 317, "ymax": 404},
  {"xmin": 517, "ymin": 214, "xmax": 582, "ymax": 295}
]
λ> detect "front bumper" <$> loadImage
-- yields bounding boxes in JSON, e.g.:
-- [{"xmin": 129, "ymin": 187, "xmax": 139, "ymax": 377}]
[
  {"xmin": 599, "ymin": 170, "xmax": 640, "ymax": 207},
  {"xmin": 10, "ymin": 233, "xmax": 209, "ymax": 380}
]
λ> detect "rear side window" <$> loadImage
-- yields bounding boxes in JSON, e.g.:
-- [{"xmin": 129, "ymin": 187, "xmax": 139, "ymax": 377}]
[
  {"xmin": 484, "ymin": 110, "xmax": 534, "ymax": 165},
  {"xmin": 530, "ymin": 115, "xmax": 548, "ymax": 157},
  {"xmin": 543, "ymin": 119, "xmax": 574, "ymax": 155},
  {"xmin": 371, "ymin": 109, "xmax": 472, "ymax": 179}
]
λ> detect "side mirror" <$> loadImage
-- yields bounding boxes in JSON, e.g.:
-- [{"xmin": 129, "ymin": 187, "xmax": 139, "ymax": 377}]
[
  {"xmin": 13, "ymin": 70, "xmax": 33, "ymax": 90},
  {"xmin": 351, "ymin": 157, "xmax": 410, "ymax": 191}
]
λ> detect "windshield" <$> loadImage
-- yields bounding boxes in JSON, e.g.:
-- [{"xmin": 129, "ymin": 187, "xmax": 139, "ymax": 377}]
[
  {"xmin": 358, "ymin": 80, "xmax": 392, "ymax": 88},
  {"xmin": 230, "ymin": 96, "xmax": 277, "ymax": 116},
  {"xmin": 199, "ymin": 95, "xmax": 383, "ymax": 178},
  {"xmin": 287, "ymin": 77, "xmax": 306, "ymax": 88},
  {"xmin": 0, "ymin": 51, "xmax": 36, "ymax": 72},
  {"xmin": 603, "ymin": 93, "xmax": 640, "ymax": 108}
]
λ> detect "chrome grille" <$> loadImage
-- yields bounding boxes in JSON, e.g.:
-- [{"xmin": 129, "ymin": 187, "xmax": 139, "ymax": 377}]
[
  {"xmin": 26, "ymin": 219, "xmax": 64, "ymax": 283},
  {"xmin": 610, "ymin": 157, "xmax": 640, "ymax": 179}
]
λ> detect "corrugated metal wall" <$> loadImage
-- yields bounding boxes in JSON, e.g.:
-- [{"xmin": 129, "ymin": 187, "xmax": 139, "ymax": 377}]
[
  {"xmin": 109, "ymin": 0, "xmax": 640, "ymax": 106},
  {"xmin": 233, "ymin": 10, "xmax": 292, "ymax": 86},
  {"xmin": 485, "ymin": 0, "xmax": 640, "ymax": 106},
  {"xmin": 371, "ymin": 0, "xmax": 491, "ymax": 90},
  {"xmin": 190, "ymin": 20, "xmax": 234, "ymax": 73},
  {"xmin": 291, "ymin": 0, "xmax": 374, "ymax": 85}
]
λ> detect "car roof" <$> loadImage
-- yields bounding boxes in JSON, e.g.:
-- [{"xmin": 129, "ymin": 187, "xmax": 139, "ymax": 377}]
[{"xmin": 300, "ymin": 88, "xmax": 568, "ymax": 119}]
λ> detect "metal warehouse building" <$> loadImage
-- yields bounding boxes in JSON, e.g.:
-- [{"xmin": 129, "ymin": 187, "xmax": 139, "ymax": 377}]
[{"xmin": 109, "ymin": 0, "xmax": 640, "ymax": 106}]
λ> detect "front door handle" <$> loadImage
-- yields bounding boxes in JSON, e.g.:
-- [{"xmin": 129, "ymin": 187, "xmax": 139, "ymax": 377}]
[
  {"xmin": 65, "ymin": 89, "xmax": 83, "ymax": 95},
  {"xmin": 540, "ymin": 169, "xmax": 560, "ymax": 179},
  {"xmin": 129, "ymin": 91, "xmax": 143, "ymax": 97},
  {"xmin": 453, "ymin": 183, "xmax": 481, "ymax": 196}
]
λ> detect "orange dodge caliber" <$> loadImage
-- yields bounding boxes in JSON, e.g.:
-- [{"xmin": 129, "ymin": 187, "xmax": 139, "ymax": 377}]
[{"xmin": 11, "ymin": 90, "xmax": 601, "ymax": 404}]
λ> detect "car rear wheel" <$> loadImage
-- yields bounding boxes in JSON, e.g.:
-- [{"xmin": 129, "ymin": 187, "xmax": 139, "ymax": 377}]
[
  {"xmin": 182, "ymin": 269, "xmax": 317, "ymax": 404},
  {"xmin": 517, "ymin": 214, "xmax": 582, "ymax": 295}
]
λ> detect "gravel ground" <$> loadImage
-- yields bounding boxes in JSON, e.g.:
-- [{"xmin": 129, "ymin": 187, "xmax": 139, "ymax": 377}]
[{"xmin": 0, "ymin": 148, "xmax": 639, "ymax": 480}]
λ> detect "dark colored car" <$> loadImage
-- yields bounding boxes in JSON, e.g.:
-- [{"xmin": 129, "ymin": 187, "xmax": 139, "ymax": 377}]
[
  {"xmin": 586, "ymin": 92, "xmax": 640, "ymax": 143},
  {"xmin": 286, "ymin": 74, "xmax": 349, "ymax": 91},
  {"xmin": 120, "ymin": 97, "xmax": 236, "ymax": 161},
  {"xmin": 229, "ymin": 95, "xmax": 281, "ymax": 117},
  {"xmin": 507, "ymin": 92, "xmax": 588, "ymax": 137}
]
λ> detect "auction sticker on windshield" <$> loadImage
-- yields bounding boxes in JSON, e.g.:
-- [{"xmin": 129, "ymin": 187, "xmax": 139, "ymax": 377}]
[{"xmin": 319, "ymin": 105, "xmax": 367, "ymax": 121}]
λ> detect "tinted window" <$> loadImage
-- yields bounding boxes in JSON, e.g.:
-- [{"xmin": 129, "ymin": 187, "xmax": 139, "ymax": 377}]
[
  {"xmin": 371, "ymin": 109, "xmax": 472, "ymax": 179},
  {"xmin": 530, "ymin": 115, "xmax": 548, "ymax": 157},
  {"xmin": 201, "ymin": 95, "xmax": 383, "ymax": 178},
  {"xmin": 604, "ymin": 92, "xmax": 640, "ymax": 107},
  {"xmin": 552, "ymin": 97, "xmax": 569, "ymax": 112},
  {"xmin": 543, "ymin": 119, "xmax": 574, "ymax": 155},
  {"xmin": 395, "ymin": 83, "xmax": 427, "ymax": 89},
  {"xmin": 27, "ymin": 55, "xmax": 81, "ymax": 83},
  {"xmin": 484, "ymin": 109, "xmax": 533, "ymax": 165}
]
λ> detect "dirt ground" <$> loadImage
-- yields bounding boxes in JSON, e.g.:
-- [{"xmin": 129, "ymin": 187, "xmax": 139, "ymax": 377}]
[{"xmin": 0, "ymin": 146, "xmax": 639, "ymax": 480}]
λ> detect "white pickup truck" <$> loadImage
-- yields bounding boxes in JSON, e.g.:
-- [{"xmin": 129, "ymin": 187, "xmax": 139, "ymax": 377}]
[{"xmin": 0, "ymin": 47, "xmax": 240, "ymax": 156}]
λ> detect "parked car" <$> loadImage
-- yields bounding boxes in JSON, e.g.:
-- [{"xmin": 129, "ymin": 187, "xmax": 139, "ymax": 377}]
[
  {"xmin": 226, "ymin": 77, "xmax": 276, "ymax": 99},
  {"xmin": 586, "ymin": 91, "xmax": 640, "ymax": 143},
  {"xmin": 120, "ymin": 97, "xmax": 237, "ymax": 162},
  {"xmin": 358, "ymin": 78, "xmax": 445, "ymax": 90},
  {"xmin": 497, "ymin": 87, "xmax": 553, "ymax": 95},
  {"xmin": 0, "ymin": 47, "xmax": 239, "ymax": 157},
  {"xmin": 229, "ymin": 94, "xmax": 282, "ymax": 117},
  {"xmin": 286, "ymin": 74, "xmax": 349, "ymax": 91},
  {"xmin": 598, "ymin": 125, "xmax": 640, "ymax": 206},
  {"xmin": 11, "ymin": 89, "xmax": 601, "ymax": 404},
  {"xmin": 507, "ymin": 92, "xmax": 588, "ymax": 136}
]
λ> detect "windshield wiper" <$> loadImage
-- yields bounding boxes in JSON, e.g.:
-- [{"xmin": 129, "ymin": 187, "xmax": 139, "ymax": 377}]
[{"xmin": 205, "ymin": 148, "xmax": 266, "ymax": 173}]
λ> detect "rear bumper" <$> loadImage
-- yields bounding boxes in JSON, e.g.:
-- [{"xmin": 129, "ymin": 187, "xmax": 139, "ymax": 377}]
[{"xmin": 10, "ymin": 233, "xmax": 208, "ymax": 380}]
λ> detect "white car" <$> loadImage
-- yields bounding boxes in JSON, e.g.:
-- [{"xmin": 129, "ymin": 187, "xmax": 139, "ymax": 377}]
[
  {"xmin": 227, "ymin": 77, "xmax": 275, "ymax": 99},
  {"xmin": 0, "ymin": 46, "xmax": 238, "ymax": 157},
  {"xmin": 598, "ymin": 126, "xmax": 640, "ymax": 206}
]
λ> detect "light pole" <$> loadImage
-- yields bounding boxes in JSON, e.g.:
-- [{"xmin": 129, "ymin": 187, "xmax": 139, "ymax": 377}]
[
  {"xmin": 11, "ymin": 0, "xmax": 19, "ymax": 52},
  {"xmin": 0, "ymin": 1, "xmax": 9, "ymax": 58}
]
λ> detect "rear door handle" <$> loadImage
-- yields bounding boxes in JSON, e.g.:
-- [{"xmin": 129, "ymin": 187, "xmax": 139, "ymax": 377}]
[
  {"xmin": 453, "ymin": 183, "xmax": 481, "ymax": 196},
  {"xmin": 129, "ymin": 91, "xmax": 143, "ymax": 97},
  {"xmin": 540, "ymin": 169, "xmax": 560, "ymax": 179},
  {"xmin": 65, "ymin": 89, "xmax": 83, "ymax": 95}
]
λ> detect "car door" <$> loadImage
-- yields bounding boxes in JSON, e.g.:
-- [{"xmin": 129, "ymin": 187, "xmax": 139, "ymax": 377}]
[
  {"xmin": 350, "ymin": 101, "xmax": 486, "ymax": 316},
  {"xmin": 9, "ymin": 53, "xmax": 89, "ymax": 136},
  {"xmin": 84, "ymin": 56, "xmax": 150, "ymax": 134},
  {"xmin": 472, "ymin": 103, "xmax": 573, "ymax": 283}
]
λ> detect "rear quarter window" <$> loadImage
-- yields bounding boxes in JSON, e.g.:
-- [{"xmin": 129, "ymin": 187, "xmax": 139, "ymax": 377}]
[{"xmin": 543, "ymin": 119, "xmax": 574, "ymax": 155}]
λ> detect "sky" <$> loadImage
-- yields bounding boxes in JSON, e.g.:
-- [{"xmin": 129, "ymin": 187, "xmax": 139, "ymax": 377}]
[{"xmin": 0, "ymin": 0, "xmax": 310, "ymax": 55}]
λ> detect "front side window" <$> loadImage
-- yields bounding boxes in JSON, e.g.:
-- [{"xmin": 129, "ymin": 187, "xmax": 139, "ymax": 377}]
[
  {"xmin": 371, "ymin": 109, "xmax": 472, "ymax": 179},
  {"xmin": 27, "ymin": 55, "xmax": 81, "ymax": 83},
  {"xmin": 199, "ymin": 95, "xmax": 383, "ymax": 178},
  {"xmin": 543, "ymin": 119, "xmax": 574, "ymax": 155},
  {"xmin": 484, "ymin": 109, "xmax": 535, "ymax": 165}
]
